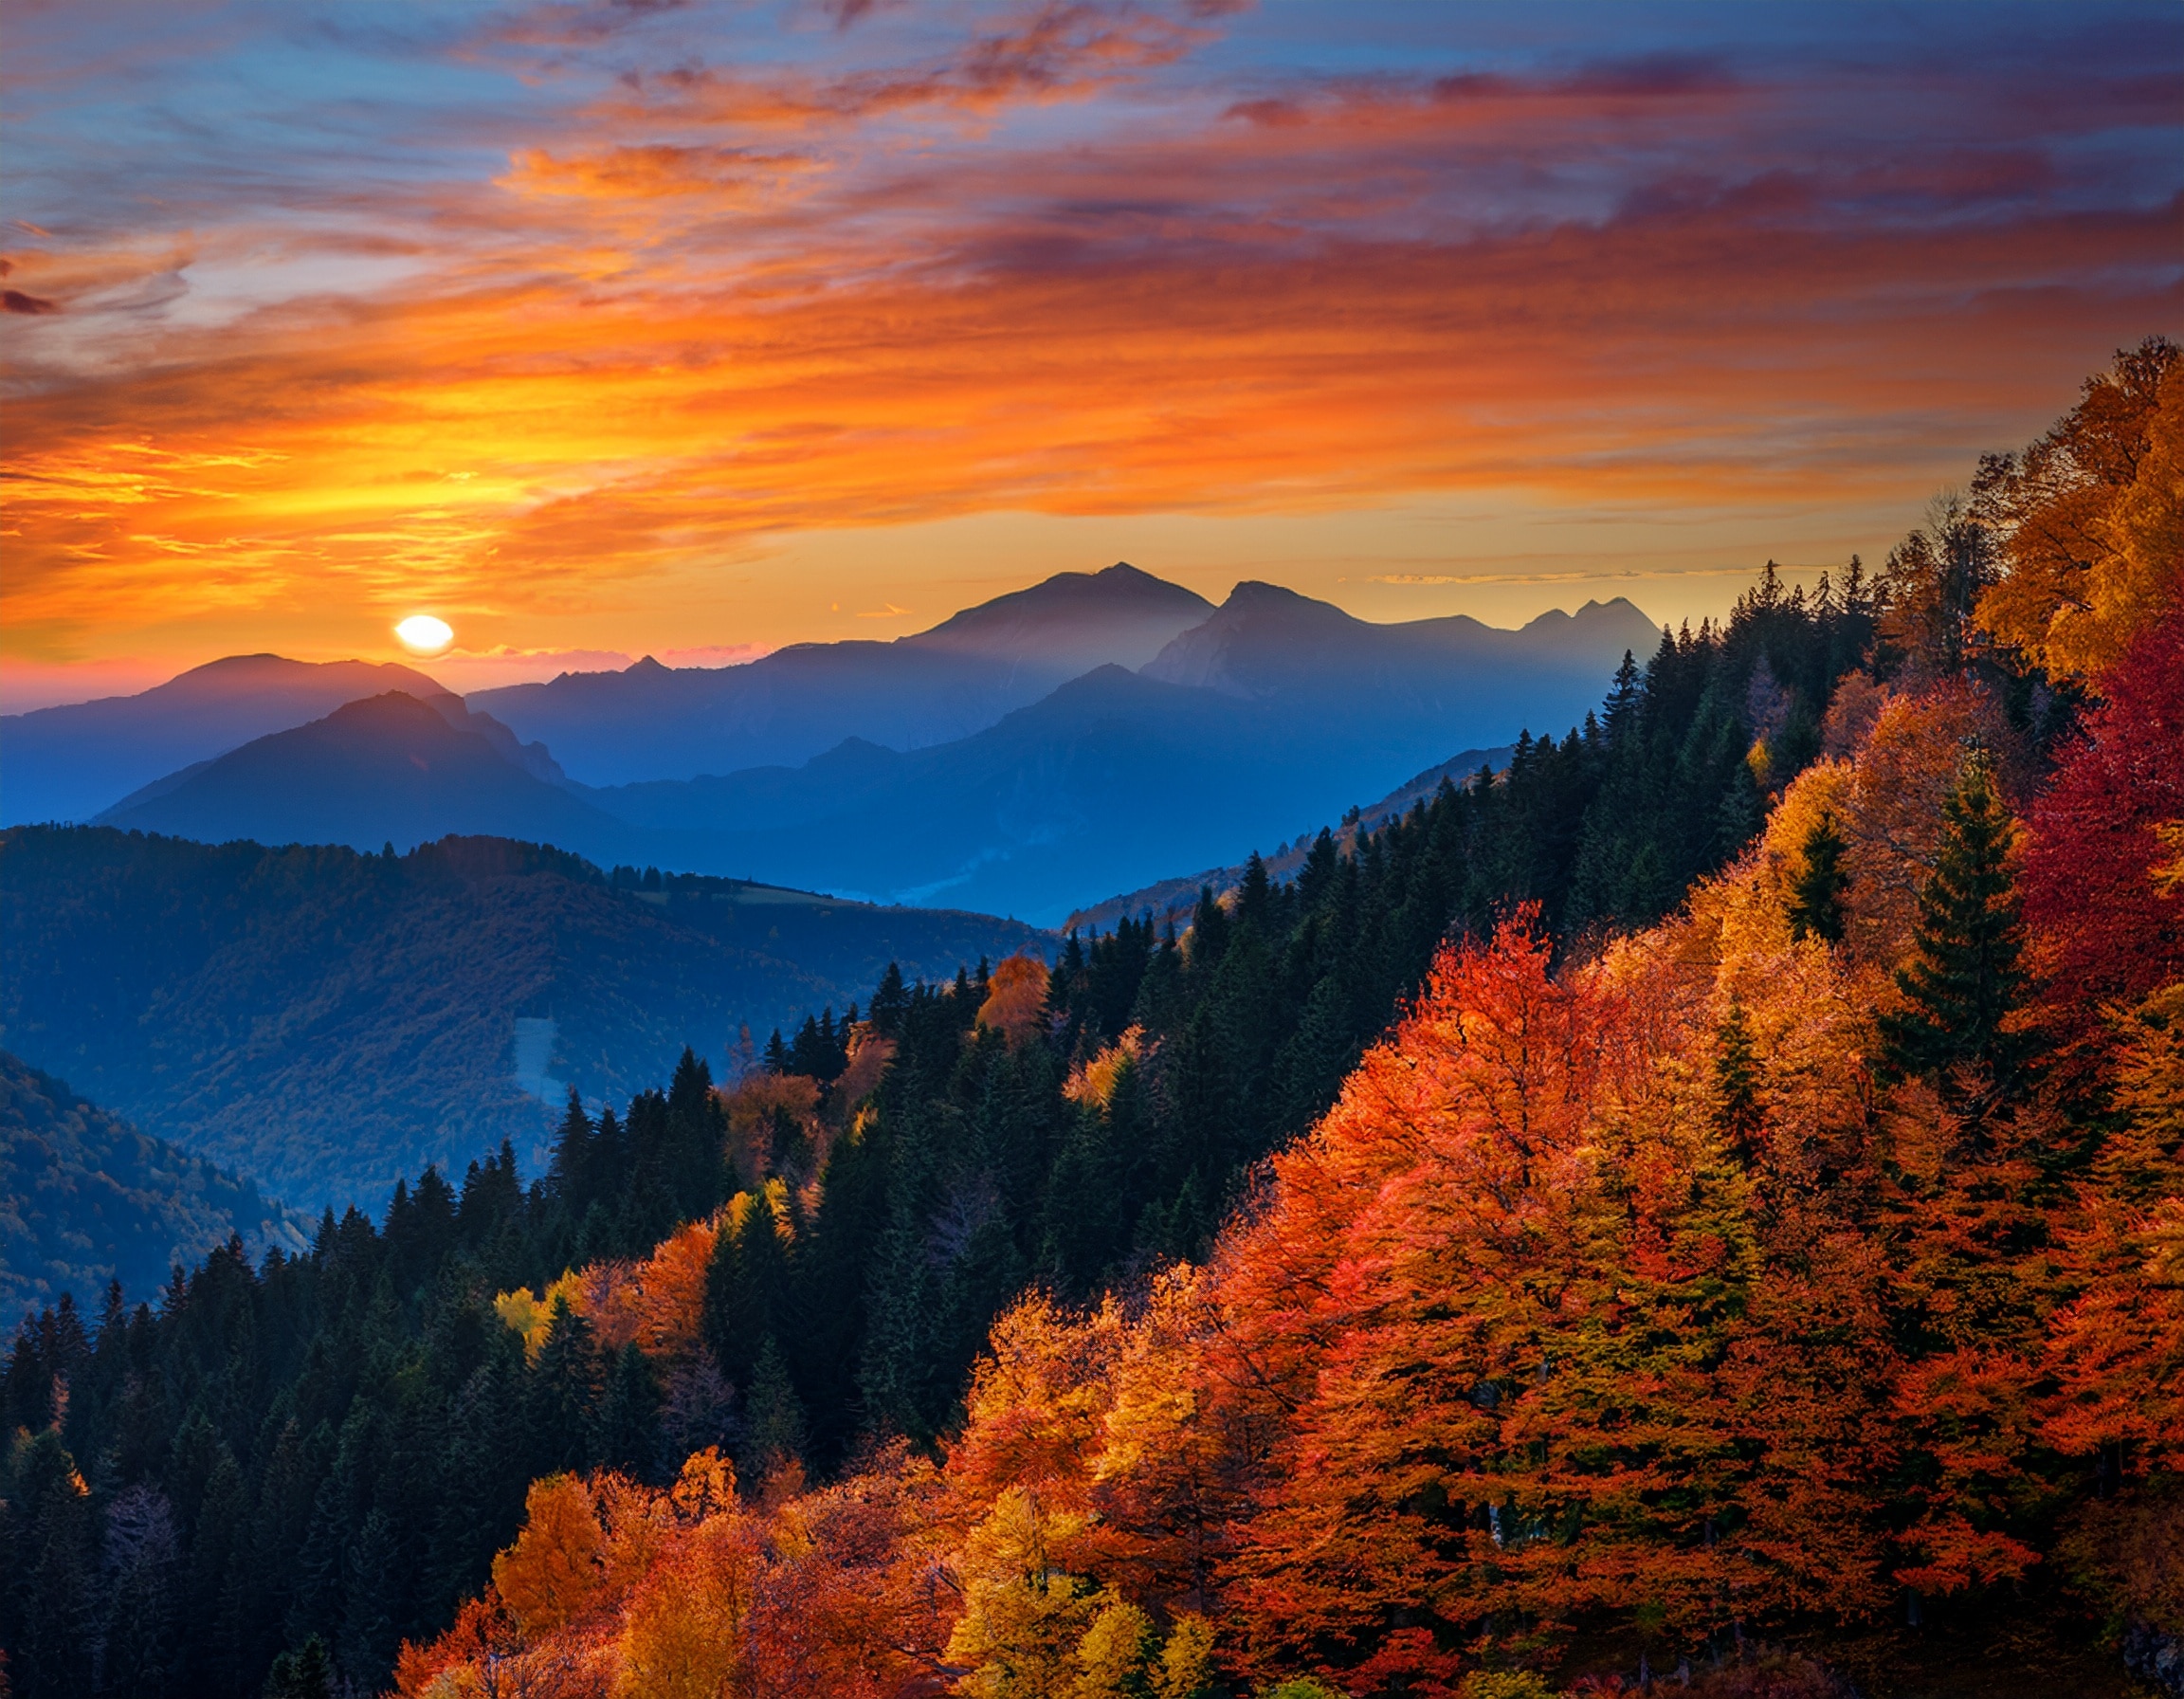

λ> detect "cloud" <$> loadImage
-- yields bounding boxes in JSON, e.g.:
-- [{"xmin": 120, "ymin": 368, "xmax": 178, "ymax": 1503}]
[
  {"xmin": 611, "ymin": 0, "xmax": 1215, "ymax": 128},
  {"xmin": 500, "ymin": 143, "xmax": 813, "ymax": 200},
  {"xmin": 4, "ymin": 289, "xmax": 60, "ymax": 315},
  {"xmin": 3, "ymin": 1, "xmax": 2177, "ymax": 667}
]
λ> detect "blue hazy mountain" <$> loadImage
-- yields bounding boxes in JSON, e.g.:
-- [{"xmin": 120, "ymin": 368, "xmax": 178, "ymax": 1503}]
[
  {"xmin": 97, "ymin": 691, "xmax": 622, "ymax": 860},
  {"xmin": 82, "ymin": 581, "xmax": 1660, "ymax": 925},
  {"xmin": 1140, "ymin": 581, "xmax": 1658, "ymax": 752},
  {"xmin": 0, "ymin": 564, "xmax": 1212, "ymax": 823},
  {"xmin": 468, "ymin": 560, "xmax": 1219, "ymax": 784},
  {"xmin": 0, "ymin": 826, "xmax": 1042, "ymax": 1213},
  {"xmin": 1, "ymin": 653, "xmax": 451, "ymax": 827}
]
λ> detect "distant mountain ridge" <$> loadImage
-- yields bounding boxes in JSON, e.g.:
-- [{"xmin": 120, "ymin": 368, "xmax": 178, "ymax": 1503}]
[
  {"xmin": 468, "ymin": 561, "xmax": 1217, "ymax": 784},
  {"xmin": 24, "ymin": 564, "xmax": 1661, "ymax": 925},
  {"xmin": 1, "ymin": 653, "xmax": 450, "ymax": 827},
  {"xmin": 98, "ymin": 692, "xmax": 619, "ymax": 857},
  {"xmin": 81, "ymin": 580, "xmax": 1650, "ymax": 925},
  {"xmin": 1064, "ymin": 739, "xmax": 1519, "ymax": 936},
  {"xmin": 1142, "ymin": 583, "xmax": 1657, "ymax": 742}
]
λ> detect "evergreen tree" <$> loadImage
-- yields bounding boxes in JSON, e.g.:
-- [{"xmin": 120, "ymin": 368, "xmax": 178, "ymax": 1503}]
[
  {"xmin": 1878, "ymin": 751, "xmax": 2034, "ymax": 1105},
  {"xmin": 547, "ymin": 1087, "xmax": 593, "ymax": 1213},
  {"xmin": 1715, "ymin": 1001, "xmax": 1766, "ymax": 1162},
  {"xmin": 868, "ymin": 961, "xmax": 910, "ymax": 1036},
  {"xmin": 526, "ymin": 1297, "xmax": 601, "ymax": 1476},
  {"xmin": 0, "ymin": 1431, "xmax": 98, "ymax": 1699},
  {"xmin": 702, "ymin": 1191, "xmax": 793, "ymax": 1388},
  {"xmin": 740, "ymin": 1335, "xmax": 809, "ymax": 1487},
  {"xmin": 595, "ymin": 1343, "xmax": 663, "ymax": 1481},
  {"xmin": 263, "ymin": 1636, "xmax": 334, "ymax": 1699},
  {"xmin": 337, "ymin": 1507, "xmax": 400, "ymax": 1689},
  {"xmin": 1788, "ymin": 811, "xmax": 1851, "ymax": 943}
]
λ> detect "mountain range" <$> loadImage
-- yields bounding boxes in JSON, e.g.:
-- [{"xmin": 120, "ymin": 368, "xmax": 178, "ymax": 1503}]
[
  {"xmin": 51, "ymin": 566, "xmax": 1657, "ymax": 924},
  {"xmin": 465, "ymin": 562, "xmax": 1218, "ymax": 783}
]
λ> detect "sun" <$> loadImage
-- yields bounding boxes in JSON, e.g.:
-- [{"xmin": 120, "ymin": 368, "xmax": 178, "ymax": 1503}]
[{"xmin": 395, "ymin": 613, "xmax": 454, "ymax": 654}]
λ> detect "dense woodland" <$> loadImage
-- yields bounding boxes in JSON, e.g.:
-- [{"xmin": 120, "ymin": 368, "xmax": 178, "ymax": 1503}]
[
  {"xmin": 0, "ymin": 1052, "xmax": 308, "ymax": 1316},
  {"xmin": 3, "ymin": 340, "xmax": 2179, "ymax": 1699}
]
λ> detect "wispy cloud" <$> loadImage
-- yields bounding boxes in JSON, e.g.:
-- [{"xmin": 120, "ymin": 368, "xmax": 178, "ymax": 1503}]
[{"xmin": 2, "ymin": 1, "xmax": 2177, "ymax": 668}]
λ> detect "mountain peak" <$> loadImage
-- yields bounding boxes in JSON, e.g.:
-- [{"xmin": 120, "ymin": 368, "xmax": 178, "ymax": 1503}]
[
  {"xmin": 1220, "ymin": 579, "xmax": 1342, "ymax": 615},
  {"xmin": 325, "ymin": 689, "xmax": 451, "ymax": 726},
  {"xmin": 901, "ymin": 562, "xmax": 1215, "ymax": 671}
]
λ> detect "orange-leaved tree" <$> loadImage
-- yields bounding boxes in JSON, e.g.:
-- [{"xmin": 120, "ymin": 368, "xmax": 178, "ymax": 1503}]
[
  {"xmin": 1974, "ymin": 336, "xmax": 2182, "ymax": 683},
  {"xmin": 1215, "ymin": 910, "xmax": 1765, "ymax": 1682}
]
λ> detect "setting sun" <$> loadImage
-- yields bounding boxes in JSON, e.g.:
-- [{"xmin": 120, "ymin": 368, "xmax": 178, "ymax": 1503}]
[{"xmin": 394, "ymin": 614, "xmax": 454, "ymax": 654}]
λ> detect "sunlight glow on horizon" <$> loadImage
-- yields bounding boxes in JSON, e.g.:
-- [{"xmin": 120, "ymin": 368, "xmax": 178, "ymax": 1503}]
[{"xmin": 2, "ymin": 2, "xmax": 2175, "ymax": 686}]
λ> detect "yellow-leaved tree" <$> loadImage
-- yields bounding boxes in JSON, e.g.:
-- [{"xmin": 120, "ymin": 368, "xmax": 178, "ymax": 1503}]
[{"xmin": 1975, "ymin": 337, "xmax": 2182, "ymax": 682}]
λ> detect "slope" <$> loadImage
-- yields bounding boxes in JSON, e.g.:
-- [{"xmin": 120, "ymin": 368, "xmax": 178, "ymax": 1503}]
[
  {"xmin": 98, "ymin": 691, "xmax": 630, "ymax": 862},
  {"xmin": 0, "ymin": 826, "xmax": 1044, "ymax": 1212},
  {"xmin": 1064, "ymin": 739, "xmax": 1517, "ymax": 934},
  {"xmin": 1, "ymin": 1050, "xmax": 309, "ymax": 1315}
]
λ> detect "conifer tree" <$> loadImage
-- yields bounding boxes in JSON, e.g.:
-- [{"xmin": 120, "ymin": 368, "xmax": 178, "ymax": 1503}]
[
  {"xmin": 264, "ymin": 1635, "xmax": 334, "ymax": 1699},
  {"xmin": 869, "ymin": 961, "xmax": 910, "ymax": 1036},
  {"xmin": 527, "ymin": 1296, "xmax": 601, "ymax": 1476},
  {"xmin": 1878, "ymin": 751, "xmax": 2034, "ymax": 1104},
  {"xmin": 1714, "ymin": 1000, "xmax": 1766, "ymax": 1161},
  {"xmin": 741, "ymin": 1334, "xmax": 809, "ymax": 1487},
  {"xmin": 1788, "ymin": 811, "xmax": 1850, "ymax": 943},
  {"xmin": 596, "ymin": 1343, "xmax": 663, "ymax": 1481},
  {"xmin": 547, "ymin": 1087, "xmax": 593, "ymax": 1211}
]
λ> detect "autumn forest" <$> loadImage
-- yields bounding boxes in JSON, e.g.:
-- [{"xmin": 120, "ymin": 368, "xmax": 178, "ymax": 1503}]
[{"xmin": 5, "ymin": 342, "xmax": 2182, "ymax": 1699}]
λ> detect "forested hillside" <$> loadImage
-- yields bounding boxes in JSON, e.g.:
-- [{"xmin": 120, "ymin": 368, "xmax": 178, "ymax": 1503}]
[
  {"xmin": 2, "ymin": 340, "xmax": 2177, "ymax": 1699},
  {"xmin": 0, "ymin": 1053, "xmax": 308, "ymax": 1314},
  {"xmin": 0, "ymin": 831, "xmax": 1041, "ymax": 1210}
]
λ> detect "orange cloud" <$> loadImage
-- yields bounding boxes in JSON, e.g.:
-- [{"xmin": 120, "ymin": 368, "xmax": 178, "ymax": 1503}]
[
  {"xmin": 500, "ymin": 144, "xmax": 815, "ymax": 201},
  {"xmin": 2, "ymin": 3, "xmax": 2176, "ymax": 670}
]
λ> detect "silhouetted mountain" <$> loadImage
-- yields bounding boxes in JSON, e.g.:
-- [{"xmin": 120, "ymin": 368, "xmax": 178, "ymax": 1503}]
[
  {"xmin": 468, "ymin": 562, "xmax": 1215, "ymax": 783},
  {"xmin": 98, "ymin": 691, "xmax": 615, "ymax": 856},
  {"xmin": 1, "ymin": 653, "xmax": 451, "ymax": 826},
  {"xmin": 0, "ymin": 827, "xmax": 1043, "ymax": 1212},
  {"xmin": 70, "ymin": 570, "xmax": 1662, "ymax": 924},
  {"xmin": 1, "ymin": 1049, "xmax": 309, "ymax": 1314},
  {"xmin": 1142, "ymin": 583, "xmax": 1660, "ymax": 758}
]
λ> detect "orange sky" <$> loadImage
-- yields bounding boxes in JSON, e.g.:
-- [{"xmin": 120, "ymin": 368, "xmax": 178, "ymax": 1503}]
[{"xmin": 3, "ymin": 1, "xmax": 2177, "ymax": 704}]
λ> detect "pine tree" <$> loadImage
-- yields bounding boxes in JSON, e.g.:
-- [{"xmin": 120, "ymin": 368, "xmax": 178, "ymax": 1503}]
[
  {"xmin": 264, "ymin": 1635, "xmax": 334, "ymax": 1699},
  {"xmin": 869, "ymin": 961, "xmax": 910, "ymax": 1036},
  {"xmin": 547, "ymin": 1087, "xmax": 593, "ymax": 1213},
  {"xmin": 527, "ymin": 1296, "xmax": 601, "ymax": 1476},
  {"xmin": 741, "ymin": 1334, "xmax": 809, "ymax": 1488},
  {"xmin": 595, "ymin": 1343, "xmax": 663, "ymax": 1481},
  {"xmin": 1788, "ymin": 811, "xmax": 1850, "ymax": 944},
  {"xmin": 1715, "ymin": 1000, "xmax": 1766, "ymax": 1161},
  {"xmin": 1878, "ymin": 751, "xmax": 2034, "ymax": 1105}
]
